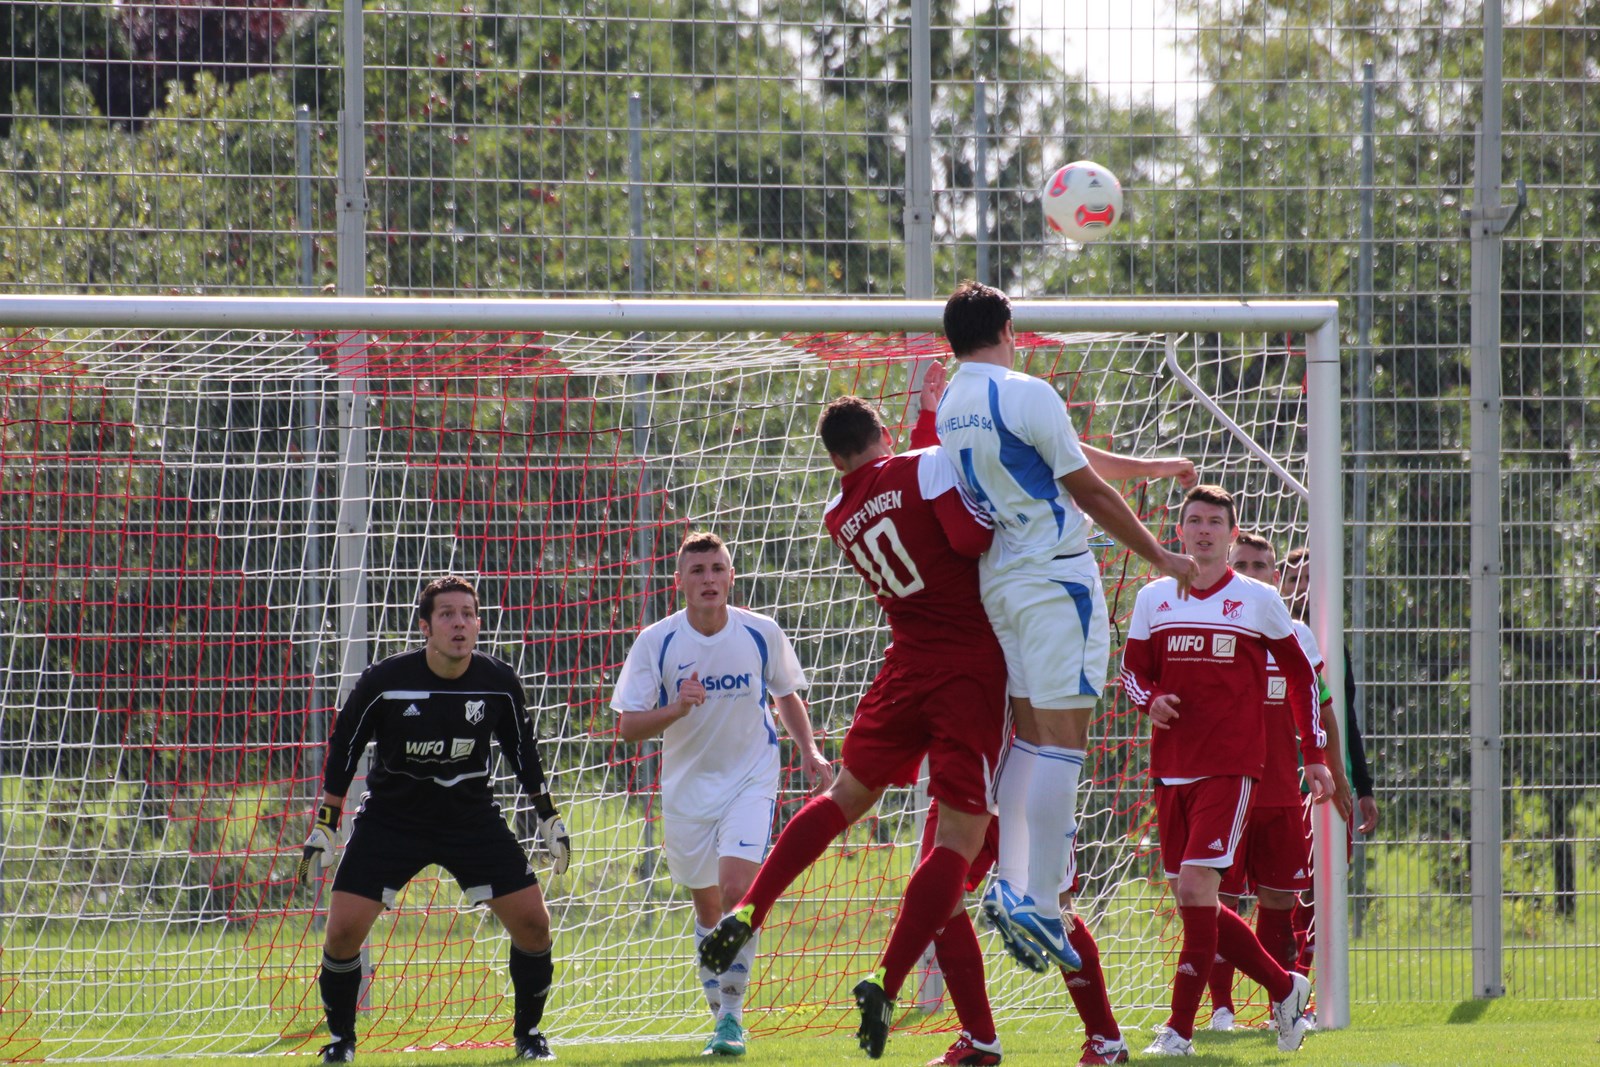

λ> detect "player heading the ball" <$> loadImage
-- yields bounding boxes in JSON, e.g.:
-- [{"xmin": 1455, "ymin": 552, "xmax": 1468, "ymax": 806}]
[
  {"xmin": 934, "ymin": 280, "xmax": 1198, "ymax": 973},
  {"xmin": 700, "ymin": 386, "xmax": 1005, "ymax": 1061}
]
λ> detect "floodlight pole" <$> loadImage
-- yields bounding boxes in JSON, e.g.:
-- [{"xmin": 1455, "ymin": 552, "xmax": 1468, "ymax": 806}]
[{"xmin": 1467, "ymin": 0, "xmax": 1508, "ymax": 1001}]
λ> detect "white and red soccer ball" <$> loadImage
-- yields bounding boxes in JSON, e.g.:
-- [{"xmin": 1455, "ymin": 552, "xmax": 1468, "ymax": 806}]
[{"xmin": 1041, "ymin": 160, "xmax": 1123, "ymax": 242}]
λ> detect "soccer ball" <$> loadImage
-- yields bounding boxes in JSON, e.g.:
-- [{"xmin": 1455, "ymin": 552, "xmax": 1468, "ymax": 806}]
[{"xmin": 1041, "ymin": 160, "xmax": 1123, "ymax": 242}]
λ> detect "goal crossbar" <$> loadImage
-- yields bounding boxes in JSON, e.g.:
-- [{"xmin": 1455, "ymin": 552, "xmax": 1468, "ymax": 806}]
[{"xmin": 0, "ymin": 295, "xmax": 1339, "ymax": 335}]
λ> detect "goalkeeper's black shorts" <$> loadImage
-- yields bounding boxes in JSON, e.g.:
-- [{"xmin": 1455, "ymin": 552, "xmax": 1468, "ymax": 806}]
[{"xmin": 331, "ymin": 812, "xmax": 540, "ymax": 907}]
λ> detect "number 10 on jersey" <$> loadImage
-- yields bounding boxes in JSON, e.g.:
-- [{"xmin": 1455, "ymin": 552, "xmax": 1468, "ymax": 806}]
[{"xmin": 847, "ymin": 517, "xmax": 926, "ymax": 598}]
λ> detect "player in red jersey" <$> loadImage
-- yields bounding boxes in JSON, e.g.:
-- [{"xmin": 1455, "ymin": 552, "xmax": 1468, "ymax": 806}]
[
  {"xmin": 1205, "ymin": 532, "xmax": 1354, "ymax": 1031},
  {"xmin": 699, "ymin": 380, "xmax": 1008, "ymax": 1061},
  {"xmin": 917, "ymin": 806, "xmax": 1131, "ymax": 1067},
  {"xmin": 1119, "ymin": 485, "xmax": 1334, "ymax": 1056}
]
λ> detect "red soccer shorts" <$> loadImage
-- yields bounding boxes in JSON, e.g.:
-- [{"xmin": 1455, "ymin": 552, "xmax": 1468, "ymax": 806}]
[
  {"xmin": 1220, "ymin": 802, "xmax": 1312, "ymax": 897},
  {"xmin": 1298, "ymin": 794, "xmax": 1356, "ymax": 878},
  {"xmin": 1154, "ymin": 775, "xmax": 1255, "ymax": 880},
  {"xmin": 842, "ymin": 646, "xmax": 1007, "ymax": 816}
]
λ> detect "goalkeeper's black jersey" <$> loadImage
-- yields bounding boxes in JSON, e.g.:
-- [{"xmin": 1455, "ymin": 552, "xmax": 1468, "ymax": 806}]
[{"xmin": 322, "ymin": 649, "xmax": 548, "ymax": 829}]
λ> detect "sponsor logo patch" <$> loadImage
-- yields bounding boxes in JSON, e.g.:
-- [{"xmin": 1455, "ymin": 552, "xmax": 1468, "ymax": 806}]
[
  {"xmin": 1156, "ymin": 600, "xmax": 1172, "ymax": 613},
  {"xmin": 1268, "ymin": 677, "xmax": 1287, "ymax": 700},
  {"xmin": 1212, "ymin": 634, "xmax": 1237, "ymax": 658},
  {"xmin": 403, "ymin": 703, "xmax": 422, "ymax": 717},
  {"xmin": 450, "ymin": 737, "xmax": 475, "ymax": 759},
  {"xmin": 1208, "ymin": 838, "xmax": 1226, "ymax": 851}
]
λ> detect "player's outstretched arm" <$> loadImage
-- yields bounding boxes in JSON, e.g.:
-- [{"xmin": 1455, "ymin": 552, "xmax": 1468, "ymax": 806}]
[
  {"xmin": 1060, "ymin": 464, "xmax": 1198, "ymax": 595},
  {"xmin": 773, "ymin": 692, "xmax": 834, "ymax": 795},
  {"xmin": 1080, "ymin": 443, "xmax": 1198, "ymax": 489}
]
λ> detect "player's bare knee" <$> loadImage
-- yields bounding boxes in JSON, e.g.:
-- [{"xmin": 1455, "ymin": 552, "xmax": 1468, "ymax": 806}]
[
  {"xmin": 827, "ymin": 770, "xmax": 882, "ymax": 822},
  {"xmin": 719, "ymin": 879, "xmax": 752, "ymax": 913},
  {"xmin": 503, "ymin": 910, "xmax": 551, "ymax": 953}
]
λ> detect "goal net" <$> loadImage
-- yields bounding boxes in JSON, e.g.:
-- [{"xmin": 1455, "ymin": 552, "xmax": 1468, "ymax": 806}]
[{"xmin": 0, "ymin": 300, "xmax": 1337, "ymax": 1061}]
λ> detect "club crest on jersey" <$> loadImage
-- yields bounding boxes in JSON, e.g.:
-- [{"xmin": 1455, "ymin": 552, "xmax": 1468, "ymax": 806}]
[
  {"xmin": 1222, "ymin": 598, "xmax": 1244, "ymax": 620},
  {"xmin": 464, "ymin": 699, "xmax": 485, "ymax": 724}
]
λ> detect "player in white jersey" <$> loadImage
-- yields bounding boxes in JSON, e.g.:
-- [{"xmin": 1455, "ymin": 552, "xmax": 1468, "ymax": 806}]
[
  {"xmin": 935, "ymin": 281, "xmax": 1200, "ymax": 971},
  {"xmin": 611, "ymin": 532, "xmax": 832, "ymax": 1056}
]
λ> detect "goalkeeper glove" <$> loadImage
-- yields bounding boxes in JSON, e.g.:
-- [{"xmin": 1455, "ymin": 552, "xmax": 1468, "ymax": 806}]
[
  {"xmin": 533, "ymin": 799, "xmax": 571, "ymax": 876},
  {"xmin": 296, "ymin": 803, "xmax": 341, "ymax": 887}
]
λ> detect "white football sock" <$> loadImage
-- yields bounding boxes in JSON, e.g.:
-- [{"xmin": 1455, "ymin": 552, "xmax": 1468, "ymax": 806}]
[
  {"xmin": 1025, "ymin": 746, "xmax": 1084, "ymax": 906},
  {"xmin": 719, "ymin": 931, "xmax": 758, "ymax": 1022},
  {"xmin": 694, "ymin": 923, "xmax": 720, "ymax": 1018},
  {"xmin": 994, "ymin": 738, "xmax": 1039, "ymax": 888}
]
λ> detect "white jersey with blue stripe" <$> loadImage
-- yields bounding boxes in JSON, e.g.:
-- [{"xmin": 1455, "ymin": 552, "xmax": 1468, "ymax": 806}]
[
  {"xmin": 935, "ymin": 360, "xmax": 1092, "ymax": 572},
  {"xmin": 611, "ymin": 606, "xmax": 806, "ymax": 820}
]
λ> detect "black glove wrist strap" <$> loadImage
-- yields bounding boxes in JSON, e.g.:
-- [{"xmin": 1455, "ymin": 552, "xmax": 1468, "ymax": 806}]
[
  {"xmin": 532, "ymin": 794, "xmax": 559, "ymax": 821},
  {"xmin": 315, "ymin": 803, "xmax": 342, "ymax": 830}
]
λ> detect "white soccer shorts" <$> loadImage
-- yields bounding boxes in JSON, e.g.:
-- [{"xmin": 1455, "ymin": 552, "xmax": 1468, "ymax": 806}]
[
  {"xmin": 662, "ymin": 789, "xmax": 777, "ymax": 889},
  {"xmin": 980, "ymin": 551, "xmax": 1110, "ymax": 708}
]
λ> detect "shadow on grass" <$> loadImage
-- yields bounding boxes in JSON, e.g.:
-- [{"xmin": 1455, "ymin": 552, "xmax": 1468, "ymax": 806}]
[{"xmin": 1446, "ymin": 999, "xmax": 1490, "ymax": 1024}]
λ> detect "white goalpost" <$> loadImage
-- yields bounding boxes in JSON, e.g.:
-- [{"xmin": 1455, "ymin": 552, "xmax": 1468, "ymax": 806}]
[{"xmin": 0, "ymin": 296, "xmax": 1343, "ymax": 1061}]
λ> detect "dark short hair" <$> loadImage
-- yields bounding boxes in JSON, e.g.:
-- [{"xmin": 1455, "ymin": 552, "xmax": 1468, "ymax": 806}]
[
  {"xmin": 418, "ymin": 575, "xmax": 479, "ymax": 622},
  {"xmin": 817, "ymin": 395, "xmax": 885, "ymax": 459},
  {"xmin": 1283, "ymin": 546, "xmax": 1309, "ymax": 569},
  {"xmin": 1233, "ymin": 530, "xmax": 1276, "ymax": 559},
  {"xmin": 1179, "ymin": 484, "xmax": 1237, "ymax": 530},
  {"xmin": 943, "ymin": 280, "xmax": 1012, "ymax": 357},
  {"xmin": 678, "ymin": 531, "xmax": 727, "ymax": 563}
]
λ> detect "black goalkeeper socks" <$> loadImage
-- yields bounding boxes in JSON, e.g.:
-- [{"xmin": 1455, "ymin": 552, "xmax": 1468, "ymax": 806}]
[
  {"xmin": 509, "ymin": 943, "xmax": 554, "ymax": 1035},
  {"xmin": 319, "ymin": 951, "xmax": 363, "ymax": 1043}
]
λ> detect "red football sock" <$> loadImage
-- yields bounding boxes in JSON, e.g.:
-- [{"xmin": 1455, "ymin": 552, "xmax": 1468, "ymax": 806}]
[
  {"xmin": 1063, "ymin": 917, "xmax": 1120, "ymax": 1041},
  {"xmin": 740, "ymin": 796, "xmax": 849, "ymax": 929},
  {"xmin": 879, "ymin": 847, "xmax": 971, "ymax": 999},
  {"xmin": 1256, "ymin": 905, "xmax": 1298, "ymax": 971},
  {"xmin": 1166, "ymin": 905, "xmax": 1219, "ymax": 1040},
  {"xmin": 1292, "ymin": 898, "xmax": 1316, "ymax": 975},
  {"xmin": 1208, "ymin": 955, "xmax": 1236, "ymax": 1013},
  {"xmin": 1216, "ymin": 905, "xmax": 1293, "ymax": 1002},
  {"xmin": 932, "ymin": 909, "xmax": 997, "ymax": 1045}
]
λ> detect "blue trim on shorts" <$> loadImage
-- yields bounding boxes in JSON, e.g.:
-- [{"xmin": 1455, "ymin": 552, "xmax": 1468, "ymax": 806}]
[{"xmin": 1052, "ymin": 578, "xmax": 1099, "ymax": 695}]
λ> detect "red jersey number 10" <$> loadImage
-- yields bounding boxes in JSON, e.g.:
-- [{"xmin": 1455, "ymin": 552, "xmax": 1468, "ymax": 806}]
[{"xmin": 847, "ymin": 517, "xmax": 926, "ymax": 598}]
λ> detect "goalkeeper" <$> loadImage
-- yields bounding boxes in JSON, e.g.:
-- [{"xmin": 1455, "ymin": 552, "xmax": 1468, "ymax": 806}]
[{"xmin": 297, "ymin": 575, "xmax": 571, "ymax": 1063}]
